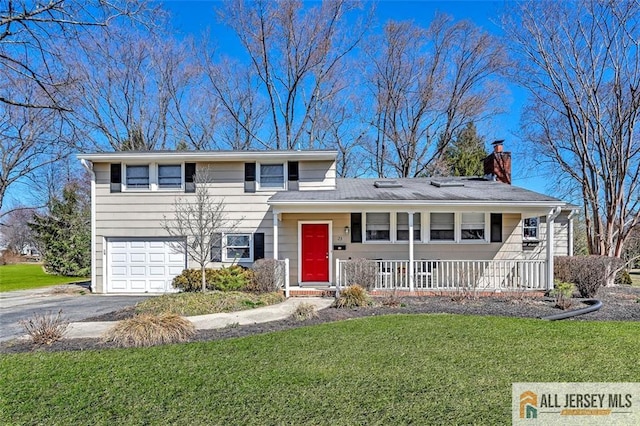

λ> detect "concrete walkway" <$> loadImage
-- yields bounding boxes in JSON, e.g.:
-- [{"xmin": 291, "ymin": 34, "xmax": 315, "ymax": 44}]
[{"xmin": 64, "ymin": 297, "xmax": 334, "ymax": 339}]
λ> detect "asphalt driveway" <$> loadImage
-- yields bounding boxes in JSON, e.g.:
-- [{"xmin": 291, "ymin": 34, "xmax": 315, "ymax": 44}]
[{"xmin": 0, "ymin": 284, "xmax": 153, "ymax": 342}]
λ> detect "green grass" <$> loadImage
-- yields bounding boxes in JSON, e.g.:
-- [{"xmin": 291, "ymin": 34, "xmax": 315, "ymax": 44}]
[
  {"xmin": 135, "ymin": 291, "xmax": 285, "ymax": 316},
  {"xmin": 0, "ymin": 264, "xmax": 86, "ymax": 292},
  {"xmin": 1, "ymin": 315, "xmax": 638, "ymax": 425}
]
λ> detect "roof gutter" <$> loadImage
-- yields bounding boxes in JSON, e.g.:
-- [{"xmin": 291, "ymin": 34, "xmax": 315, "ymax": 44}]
[{"xmin": 80, "ymin": 159, "xmax": 96, "ymax": 293}]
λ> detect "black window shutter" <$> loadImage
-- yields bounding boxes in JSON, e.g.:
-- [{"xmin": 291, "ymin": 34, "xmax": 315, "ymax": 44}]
[
  {"xmin": 288, "ymin": 161, "xmax": 299, "ymax": 181},
  {"xmin": 211, "ymin": 233, "xmax": 222, "ymax": 262},
  {"xmin": 253, "ymin": 233, "xmax": 265, "ymax": 260},
  {"xmin": 110, "ymin": 163, "xmax": 122, "ymax": 193},
  {"xmin": 185, "ymin": 162, "xmax": 196, "ymax": 193},
  {"xmin": 244, "ymin": 163, "xmax": 256, "ymax": 181},
  {"xmin": 490, "ymin": 213, "xmax": 502, "ymax": 243},
  {"xmin": 351, "ymin": 213, "xmax": 362, "ymax": 243}
]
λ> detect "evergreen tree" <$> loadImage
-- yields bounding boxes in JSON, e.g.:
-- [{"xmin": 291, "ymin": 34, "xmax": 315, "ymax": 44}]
[
  {"xmin": 444, "ymin": 123, "xmax": 488, "ymax": 176},
  {"xmin": 30, "ymin": 181, "xmax": 90, "ymax": 276}
]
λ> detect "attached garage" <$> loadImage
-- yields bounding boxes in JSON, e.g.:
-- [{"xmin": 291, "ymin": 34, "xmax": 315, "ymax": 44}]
[{"xmin": 107, "ymin": 238, "xmax": 186, "ymax": 293}]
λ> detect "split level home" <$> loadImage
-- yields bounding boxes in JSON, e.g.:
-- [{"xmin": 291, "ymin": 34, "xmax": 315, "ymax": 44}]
[{"xmin": 78, "ymin": 142, "xmax": 576, "ymax": 295}]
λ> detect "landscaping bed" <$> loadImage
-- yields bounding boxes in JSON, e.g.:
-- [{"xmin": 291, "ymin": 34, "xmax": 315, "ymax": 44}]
[{"xmin": 1, "ymin": 285, "xmax": 637, "ymax": 354}]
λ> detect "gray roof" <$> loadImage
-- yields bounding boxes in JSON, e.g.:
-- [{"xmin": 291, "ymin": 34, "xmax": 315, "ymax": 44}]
[{"xmin": 269, "ymin": 177, "xmax": 566, "ymax": 206}]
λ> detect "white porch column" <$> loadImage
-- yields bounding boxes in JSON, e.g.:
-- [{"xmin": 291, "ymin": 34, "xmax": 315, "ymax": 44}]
[
  {"xmin": 273, "ymin": 210, "xmax": 279, "ymax": 260},
  {"xmin": 546, "ymin": 207, "xmax": 561, "ymax": 289},
  {"xmin": 408, "ymin": 211, "xmax": 415, "ymax": 292}
]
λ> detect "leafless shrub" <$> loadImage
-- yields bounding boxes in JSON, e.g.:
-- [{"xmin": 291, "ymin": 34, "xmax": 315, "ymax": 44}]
[
  {"xmin": 291, "ymin": 303, "xmax": 318, "ymax": 321},
  {"xmin": 103, "ymin": 313, "xmax": 196, "ymax": 348},
  {"xmin": 555, "ymin": 256, "xmax": 623, "ymax": 297},
  {"xmin": 248, "ymin": 259, "xmax": 284, "ymax": 293},
  {"xmin": 342, "ymin": 258, "xmax": 378, "ymax": 291},
  {"xmin": 19, "ymin": 310, "xmax": 69, "ymax": 345},
  {"xmin": 380, "ymin": 289, "xmax": 402, "ymax": 307}
]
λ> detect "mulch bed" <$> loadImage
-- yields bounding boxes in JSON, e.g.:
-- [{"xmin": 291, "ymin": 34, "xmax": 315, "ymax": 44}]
[{"xmin": 2, "ymin": 286, "xmax": 638, "ymax": 355}]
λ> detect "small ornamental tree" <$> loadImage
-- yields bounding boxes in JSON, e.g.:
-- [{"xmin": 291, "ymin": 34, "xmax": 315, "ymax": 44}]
[{"xmin": 162, "ymin": 166, "xmax": 237, "ymax": 292}]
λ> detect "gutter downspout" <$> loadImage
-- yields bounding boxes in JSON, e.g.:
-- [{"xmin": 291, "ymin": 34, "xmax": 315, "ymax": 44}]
[
  {"xmin": 80, "ymin": 159, "xmax": 96, "ymax": 293},
  {"xmin": 546, "ymin": 206, "xmax": 562, "ymax": 290},
  {"xmin": 567, "ymin": 209, "xmax": 577, "ymax": 257}
]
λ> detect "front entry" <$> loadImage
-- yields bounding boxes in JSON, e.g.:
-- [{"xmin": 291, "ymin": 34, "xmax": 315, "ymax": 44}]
[{"xmin": 301, "ymin": 223, "xmax": 330, "ymax": 282}]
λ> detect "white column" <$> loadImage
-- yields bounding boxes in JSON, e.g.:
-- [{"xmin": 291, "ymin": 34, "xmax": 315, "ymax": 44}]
[
  {"xmin": 546, "ymin": 207, "xmax": 561, "ymax": 290},
  {"xmin": 568, "ymin": 210, "xmax": 576, "ymax": 257},
  {"xmin": 273, "ymin": 211, "xmax": 279, "ymax": 260},
  {"xmin": 408, "ymin": 211, "xmax": 414, "ymax": 292}
]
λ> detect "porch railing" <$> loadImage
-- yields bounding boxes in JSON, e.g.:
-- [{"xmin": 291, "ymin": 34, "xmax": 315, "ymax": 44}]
[{"xmin": 336, "ymin": 259, "xmax": 548, "ymax": 292}]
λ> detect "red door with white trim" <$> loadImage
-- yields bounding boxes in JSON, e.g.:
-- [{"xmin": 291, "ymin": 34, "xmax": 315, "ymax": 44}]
[{"xmin": 301, "ymin": 223, "xmax": 329, "ymax": 282}]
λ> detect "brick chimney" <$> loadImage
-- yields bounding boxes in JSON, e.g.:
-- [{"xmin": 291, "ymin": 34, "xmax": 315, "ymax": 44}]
[{"xmin": 483, "ymin": 140, "xmax": 511, "ymax": 184}]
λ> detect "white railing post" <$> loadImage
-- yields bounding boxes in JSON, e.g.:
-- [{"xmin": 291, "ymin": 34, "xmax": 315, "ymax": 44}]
[
  {"xmin": 284, "ymin": 258, "xmax": 290, "ymax": 298},
  {"xmin": 335, "ymin": 258, "xmax": 341, "ymax": 297}
]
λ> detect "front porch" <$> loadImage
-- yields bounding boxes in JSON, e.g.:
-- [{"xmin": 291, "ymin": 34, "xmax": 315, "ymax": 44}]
[{"xmin": 279, "ymin": 258, "xmax": 550, "ymax": 297}]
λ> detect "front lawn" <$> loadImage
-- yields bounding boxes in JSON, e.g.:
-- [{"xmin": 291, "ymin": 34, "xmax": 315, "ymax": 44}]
[
  {"xmin": 1, "ymin": 315, "xmax": 638, "ymax": 424},
  {"xmin": 135, "ymin": 291, "xmax": 285, "ymax": 316},
  {"xmin": 0, "ymin": 264, "xmax": 86, "ymax": 292}
]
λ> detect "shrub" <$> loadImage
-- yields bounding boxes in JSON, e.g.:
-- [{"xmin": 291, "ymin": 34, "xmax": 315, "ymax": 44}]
[
  {"xmin": 135, "ymin": 291, "xmax": 285, "ymax": 316},
  {"xmin": 341, "ymin": 258, "xmax": 378, "ymax": 290},
  {"xmin": 291, "ymin": 302, "xmax": 318, "ymax": 321},
  {"xmin": 554, "ymin": 256, "xmax": 623, "ymax": 297},
  {"xmin": 248, "ymin": 259, "xmax": 284, "ymax": 293},
  {"xmin": 103, "ymin": 313, "xmax": 195, "ymax": 347},
  {"xmin": 615, "ymin": 269, "xmax": 633, "ymax": 286},
  {"xmin": 335, "ymin": 285, "xmax": 371, "ymax": 308},
  {"xmin": 171, "ymin": 267, "xmax": 252, "ymax": 292},
  {"xmin": 551, "ymin": 281, "xmax": 574, "ymax": 310},
  {"xmin": 19, "ymin": 309, "xmax": 69, "ymax": 345}
]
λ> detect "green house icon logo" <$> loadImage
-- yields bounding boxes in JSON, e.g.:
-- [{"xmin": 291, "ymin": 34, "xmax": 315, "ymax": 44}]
[{"xmin": 520, "ymin": 391, "xmax": 538, "ymax": 419}]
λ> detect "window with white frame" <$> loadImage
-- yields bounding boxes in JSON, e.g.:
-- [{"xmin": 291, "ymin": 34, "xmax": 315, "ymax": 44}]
[
  {"xmin": 461, "ymin": 212, "xmax": 485, "ymax": 240},
  {"xmin": 125, "ymin": 165, "xmax": 150, "ymax": 189},
  {"xmin": 366, "ymin": 212, "xmax": 390, "ymax": 241},
  {"xmin": 397, "ymin": 212, "xmax": 421, "ymax": 241},
  {"xmin": 523, "ymin": 217, "xmax": 539, "ymax": 240},
  {"xmin": 258, "ymin": 163, "xmax": 285, "ymax": 189},
  {"xmin": 223, "ymin": 234, "xmax": 252, "ymax": 261},
  {"xmin": 158, "ymin": 164, "xmax": 182, "ymax": 189},
  {"xmin": 430, "ymin": 213, "xmax": 455, "ymax": 241}
]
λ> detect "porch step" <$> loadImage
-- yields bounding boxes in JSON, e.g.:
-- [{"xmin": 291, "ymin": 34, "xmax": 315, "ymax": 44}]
[{"xmin": 287, "ymin": 288, "xmax": 336, "ymax": 297}]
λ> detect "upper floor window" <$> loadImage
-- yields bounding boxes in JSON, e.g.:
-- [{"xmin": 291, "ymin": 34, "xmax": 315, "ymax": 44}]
[
  {"xmin": 523, "ymin": 217, "xmax": 539, "ymax": 240},
  {"xmin": 430, "ymin": 213, "xmax": 455, "ymax": 241},
  {"xmin": 158, "ymin": 164, "xmax": 182, "ymax": 189},
  {"xmin": 125, "ymin": 165, "xmax": 149, "ymax": 189},
  {"xmin": 258, "ymin": 163, "xmax": 285, "ymax": 189},
  {"xmin": 366, "ymin": 212, "xmax": 390, "ymax": 241},
  {"xmin": 397, "ymin": 212, "xmax": 421, "ymax": 241},
  {"xmin": 461, "ymin": 212, "xmax": 485, "ymax": 240}
]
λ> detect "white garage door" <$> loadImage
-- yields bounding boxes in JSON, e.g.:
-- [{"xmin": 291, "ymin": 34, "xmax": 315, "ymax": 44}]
[{"xmin": 107, "ymin": 239, "xmax": 186, "ymax": 293}]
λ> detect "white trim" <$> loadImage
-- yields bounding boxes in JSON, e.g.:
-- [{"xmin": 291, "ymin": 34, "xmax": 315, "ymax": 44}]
[
  {"xmin": 156, "ymin": 163, "xmax": 184, "ymax": 191},
  {"xmin": 80, "ymin": 159, "xmax": 96, "ymax": 293},
  {"xmin": 364, "ymin": 212, "xmax": 392, "ymax": 243},
  {"xmin": 123, "ymin": 164, "xmax": 151, "ymax": 191},
  {"xmin": 78, "ymin": 150, "xmax": 337, "ymax": 162},
  {"xmin": 297, "ymin": 221, "xmax": 332, "ymax": 285},
  {"xmin": 546, "ymin": 207, "xmax": 562, "ymax": 289},
  {"xmin": 269, "ymin": 200, "xmax": 567, "ymax": 210}
]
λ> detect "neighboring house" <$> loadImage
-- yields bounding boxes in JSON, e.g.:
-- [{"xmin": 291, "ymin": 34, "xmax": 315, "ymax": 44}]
[{"xmin": 78, "ymin": 142, "xmax": 576, "ymax": 295}]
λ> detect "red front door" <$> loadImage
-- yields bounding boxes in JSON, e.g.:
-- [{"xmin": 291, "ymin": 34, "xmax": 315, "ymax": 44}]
[{"xmin": 301, "ymin": 223, "xmax": 329, "ymax": 282}]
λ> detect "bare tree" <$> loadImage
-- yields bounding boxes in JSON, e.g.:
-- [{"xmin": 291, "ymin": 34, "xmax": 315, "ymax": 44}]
[
  {"xmin": 0, "ymin": 91, "xmax": 71, "ymax": 217},
  {"xmin": 162, "ymin": 167, "xmax": 237, "ymax": 292},
  {"xmin": 0, "ymin": 0, "xmax": 151, "ymax": 111},
  {"xmin": 70, "ymin": 26, "xmax": 181, "ymax": 151},
  {"xmin": 218, "ymin": 0, "xmax": 369, "ymax": 150},
  {"xmin": 504, "ymin": 0, "xmax": 640, "ymax": 258},
  {"xmin": 364, "ymin": 16, "xmax": 506, "ymax": 177},
  {"xmin": 0, "ymin": 207, "xmax": 36, "ymax": 253}
]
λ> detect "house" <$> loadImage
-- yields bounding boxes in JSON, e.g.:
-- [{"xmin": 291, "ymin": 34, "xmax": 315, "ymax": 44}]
[{"xmin": 78, "ymin": 142, "xmax": 576, "ymax": 295}]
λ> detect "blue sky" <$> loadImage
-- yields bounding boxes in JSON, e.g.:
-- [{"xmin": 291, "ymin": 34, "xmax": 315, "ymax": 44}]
[{"xmin": 162, "ymin": 0, "xmax": 552, "ymax": 195}]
